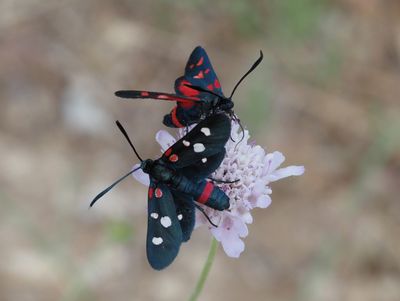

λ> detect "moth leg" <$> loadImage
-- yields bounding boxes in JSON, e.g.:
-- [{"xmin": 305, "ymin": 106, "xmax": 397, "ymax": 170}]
[
  {"xmin": 194, "ymin": 204, "xmax": 218, "ymax": 227},
  {"xmin": 207, "ymin": 177, "xmax": 240, "ymax": 184},
  {"xmin": 234, "ymin": 116, "xmax": 245, "ymax": 150},
  {"xmin": 199, "ymin": 101, "xmax": 208, "ymax": 120}
]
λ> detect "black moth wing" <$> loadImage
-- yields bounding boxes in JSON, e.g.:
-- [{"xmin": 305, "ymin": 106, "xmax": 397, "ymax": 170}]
[
  {"xmin": 146, "ymin": 181, "xmax": 183, "ymax": 270},
  {"xmin": 115, "ymin": 90, "xmax": 200, "ymax": 104},
  {"xmin": 170, "ymin": 190, "xmax": 196, "ymax": 242},
  {"xmin": 174, "ymin": 46, "xmax": 225, "ymax": 101},
  {"xmin": 161, "ymin": 113, "xmax": 231, "ymax": 169},
  {"xmin": 180, "ymin": 149, "xmax": 226, "ymax": 181}
]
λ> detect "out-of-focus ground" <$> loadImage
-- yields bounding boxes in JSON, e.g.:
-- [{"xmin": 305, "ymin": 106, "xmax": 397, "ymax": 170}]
[{"xmin": 1, "ymin": 1, "xmax": 399, "ymax": 300}]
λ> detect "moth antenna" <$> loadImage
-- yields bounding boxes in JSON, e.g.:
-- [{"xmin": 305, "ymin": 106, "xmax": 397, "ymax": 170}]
[
  {"xmin": 229, "ymin": 50, "xmax": 263, "ymax": 99},
  {"xmin": 90, "ymin": 167, "xmax": 141, "ymax": 208},
  {"xmin": 116, "ymin": 120, "xmax": 143, "ymax": 162},
  {"xmin": 194, "ymin": 204, "xmax": 218, "ymax": 227}
]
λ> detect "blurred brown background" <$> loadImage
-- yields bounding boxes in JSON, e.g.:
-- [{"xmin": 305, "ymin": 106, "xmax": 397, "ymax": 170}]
[{"xmin": 1, "ymin": 0, "xmax": 400, "ymax": 300}]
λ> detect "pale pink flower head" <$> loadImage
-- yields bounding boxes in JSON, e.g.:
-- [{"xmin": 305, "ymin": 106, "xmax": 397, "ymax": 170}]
[
  {"xmin": 195, "ymin": 122, "xmax": 304, "ymax": 257},
  {"xmin": 132, "ymin": 120, "xmax": 304, "ymax": 258}
]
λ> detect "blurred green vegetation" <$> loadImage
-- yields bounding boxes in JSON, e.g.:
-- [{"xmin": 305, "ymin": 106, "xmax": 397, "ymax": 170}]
[
  {"xmin": 106, "ymin": 219, "xmax": 135, "ymax": 243},
  {"xmin": 268, "ymin": 0, "xmax": 327, "ymax": 43},
  {"xmin": 238, "ymin": 81, "xmax": 272, "ymax": 135}
]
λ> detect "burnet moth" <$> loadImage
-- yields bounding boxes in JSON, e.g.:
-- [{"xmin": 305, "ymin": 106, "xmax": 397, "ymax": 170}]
[
  {"xmin": 90, "ymin": 114, "xmax": 232, "ymax": 270},
  {"xmin": 115, "ymin": 46, "xmax": 263, "ymax": 128}
]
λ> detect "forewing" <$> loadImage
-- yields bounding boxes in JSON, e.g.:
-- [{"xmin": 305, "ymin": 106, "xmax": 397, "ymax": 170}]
[
  {"xmin": 180, "ymin": 149, "xmax": 226, "ymax": 181},
  {"xmin": 171, "ymin": 190, "xmax": 195, "ymax": 242},
  {"xmin": 174, "ymin": 46, "xmax": 224, "ymax": 99},
  {"xmin": 160, "ymin": 113, "xmax": 231, "ymax": 169},
  {"xmin": 115, "ymin": 90, "xmax": 199, "ymax": 104},
  {"xmin": 146, "ymin": 181, "xmax": 183, "ymax": 270}
]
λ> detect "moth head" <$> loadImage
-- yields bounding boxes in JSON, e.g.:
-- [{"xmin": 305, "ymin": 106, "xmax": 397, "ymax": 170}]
[
  {"xmin": 217, "ymin": 97, "xmax": 234, "ymax": 112},
  {"xmin": 141, "ymin": 159, "xmax": 154, "ymax": 174}
]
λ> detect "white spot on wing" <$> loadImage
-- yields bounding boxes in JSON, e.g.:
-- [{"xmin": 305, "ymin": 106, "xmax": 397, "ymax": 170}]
[
  {"xmin": 177, "ymin": 214, "xmax": 183, "ymax": 220},
  {"xmin": 160, "ymin": 216, "xmax": 172, "ymax": 228},
  {"xmin": 202, "ymin": 158, "xmax": 207, "ymax": 163},
  {"xmin": 152, "ymin": 237, "xmax": 163, "ymax": 245},
  {"xmin": 183, "ymin": 140, "xmax": 190, "ymax": 147},
  {"xmin": 201, "ymin": 127, "xmax": 211, "ymax": 136},
  {"xmin": 193, "ymin": 143, "xmax": 205, "ymax": 153},
  {"xmin": 150, "ymin": 213, "xmax": 158, "ymax": 219}
]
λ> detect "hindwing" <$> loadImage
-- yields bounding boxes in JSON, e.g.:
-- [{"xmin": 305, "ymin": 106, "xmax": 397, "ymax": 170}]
[{"xmin": 170, "ymin": 190, "xmax": 195, "ymax": 242}]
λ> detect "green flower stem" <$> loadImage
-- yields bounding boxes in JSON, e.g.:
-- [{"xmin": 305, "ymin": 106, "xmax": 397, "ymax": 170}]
[{"xmin": 188, "ymin": 237, "xmax": 218, "ymax": 301}]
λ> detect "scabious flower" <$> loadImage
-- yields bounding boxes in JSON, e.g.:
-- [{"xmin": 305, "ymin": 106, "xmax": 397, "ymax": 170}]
[{"xmin": 133, "ymin": 121, "xmax": 304, "ymax": 258}]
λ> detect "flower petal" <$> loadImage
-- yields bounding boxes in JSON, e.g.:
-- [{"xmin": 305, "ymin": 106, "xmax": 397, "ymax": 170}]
[
  {"xmin": 155, "ymin": 130, "xmax": 176, "ymax": 152},
  {"xmin": 131, "ymin": 164, "xmax": 150, "ymax": 186},
  {"xmin": 256, "ymin": 194, "xmax": 272, "ymax": 208},
  {"xmin": 194, "ymin": 209, "xmax": 208, "ymax": 228},
  {"xmin": 269, "ymin": 165, "xmax": 305, "ymax": 182},
  {"xmin": 233, "ymin": 217, "xmax": 249, "ymax": 238},
  {"xmin": 241, "ymin": 211, "xmax": 253, "ymax": 224},
  {"xmin": 252, "ymin": 180, "xmax": 265, "ymax": 197},
  {"xmin": 263, "ymin": 151, "xmax": 285, "ymax": 175},
  {"xmin": 215, "ymin": 231, "xmax": 245, "ymax": 258}
]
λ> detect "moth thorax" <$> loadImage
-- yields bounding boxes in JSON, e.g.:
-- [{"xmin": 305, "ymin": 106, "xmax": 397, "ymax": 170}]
[{"xmin": 151, "ymin": 162, "xmax": 174, "ymax": 183}]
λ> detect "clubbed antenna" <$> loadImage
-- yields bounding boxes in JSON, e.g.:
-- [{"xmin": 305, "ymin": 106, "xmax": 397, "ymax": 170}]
[
  {"xmin": 183, "ymin": 50, "xmax": 264, "ymax": 102},
  {"xmin": 116, "ymin": 120, "xmax": 143, "ymax": 162},
  {"xmin": 90, "ymin": 121, "xmax": 144, "ymax": 208},
  {"xmin": 90, "ymin": 167, "xmax": 141, "ymax": 208},
  {"xmin": 229, "ymin": 50, "xmax": 263, "ymax": 99}
]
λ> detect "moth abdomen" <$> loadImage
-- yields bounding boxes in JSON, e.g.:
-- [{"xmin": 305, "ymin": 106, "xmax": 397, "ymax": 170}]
[{"xmin": 171, "ymin": 175, "xmax": 229, "ymax": 211}]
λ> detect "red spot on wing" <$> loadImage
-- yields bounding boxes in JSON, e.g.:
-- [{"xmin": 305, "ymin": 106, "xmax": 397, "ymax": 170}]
[
  {"xmin": 155, "ymin": 188, "xmax": 163, "ymax": 198},
  {"xmin": 169, "ymin": 154, "xmax": 178, "ymax": 162},
  {"xmin": 194, "ymin": 71, "xmax": 204, "ymax": 79},
  {"xmin": 148, "ymin": 187, "xmax": 154, "ymax": 199},
  {"xmin": 207, "ymin": 84, "xmax": 214, "ymax": 91},
  {"xmin": 197, "ymin": 182, "xmax": 214, "ymax": 204},
  {"xmin": 141, "ymin": 91, "xmax": 149, "ymax": 96},
  {"xmin": 179, "ymin": 80, "xmax": 200, "ymax": 97},
  {"xmin": 196, "ymin": 57, "xmax": 204, "ymax": 66},
  {"xmin": 204, "ymin": 68, "xmax": 210, "ymax": 74},
  {"xmin": 193, "ymin": 71, "xmax": 204, "ymax": 78},
  {"xmin": 189, "ymin": 64, "xmax": 194, "ymax": 69},
  {"xmin": 179, "ymin": 101, "xmax": 194, "ymax": 110},
  {"xmin": 214, "ymin": 79, "xmax": 221, "ymax": 89},
  {"xmin": 164, "ymin": 147, "xmax": 172, "ymax": 157},
  {"xmin": 150, "ymin": 91, "xmax": 198, "ymax": 105}
]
